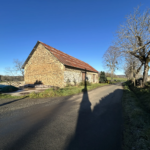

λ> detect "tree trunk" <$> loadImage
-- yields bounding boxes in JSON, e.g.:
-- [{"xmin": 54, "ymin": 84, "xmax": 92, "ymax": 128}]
[
  {"xmin": 133, "ymin": 61, "xmax": 136, "ymax": 86},
  {"xmin": 135, "ymin": 63, "xmax": 143, "ymax": 79},
  {"xmin": 111, "ymin": 68, "xmax": 113, "ymax": 82},
  {"xmin": 143, "ymin": 61, "xmax": 149, "ymax": 85},
  {"xmin": 134, "ymin": 62, "xmax": 143, "ymax": 86}
]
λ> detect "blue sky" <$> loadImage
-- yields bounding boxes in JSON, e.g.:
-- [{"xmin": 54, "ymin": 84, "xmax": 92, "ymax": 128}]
[{"xmin": 0, "ymin": 0, "xmax": 150, "ymax": 75}]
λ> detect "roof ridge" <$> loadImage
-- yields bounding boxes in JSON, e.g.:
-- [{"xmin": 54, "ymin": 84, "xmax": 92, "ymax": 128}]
[
  {"xmin": 39, "ymin": 41, "xmax": 98, "ymax": 73},
  {"xmin": 40, "ymin": 41, "xmax": 88, "ymax": 63}
]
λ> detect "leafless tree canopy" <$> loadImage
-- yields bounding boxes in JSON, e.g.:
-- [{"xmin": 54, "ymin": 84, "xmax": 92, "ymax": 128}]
[
  {"xmin": 103, "ymin": 46, "xmax": 120, "ymax": 81},
  {"xmin": 105, "ymin": 72, "xmax": 119, "ymax": 78},
  {"xmin": 124, "ymin": 53, "xmax": 142, "ymax": 79},
  {"xmin": 13, "ymin": 59, "xmax": 24, "ymax": 77},
  {"xmin": 4, "ymin": 59, "xmax": 24, "ymax": 85},
  {"xmin": 115, "ymin": 6, "xmax": 150, "ymax": 84}
]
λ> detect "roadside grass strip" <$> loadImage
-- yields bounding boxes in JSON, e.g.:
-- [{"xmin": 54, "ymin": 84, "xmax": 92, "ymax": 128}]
[
  {"xmin": 0, "ymin": 83, "xmax": 108, "ymax": 99},
  {"xmin": 122, "ymin": 82, "xmax": 150, "ymax": 150},
  {"xmin": 0, "ymin": 93, "xmax": 25, "ymax": 99},
  {"xmin": 29, "ymin": 83, "xmax": 108, "ymax": 98}
]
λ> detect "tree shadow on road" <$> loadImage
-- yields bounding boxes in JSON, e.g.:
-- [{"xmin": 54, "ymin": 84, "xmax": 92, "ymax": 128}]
[
  {"xmin": 0, "ymin": 96, "xmax": 28, "ymax": 107},
  {"xmin": 65, "ymin": 71, "xmax": 123, "ymax": 150}
]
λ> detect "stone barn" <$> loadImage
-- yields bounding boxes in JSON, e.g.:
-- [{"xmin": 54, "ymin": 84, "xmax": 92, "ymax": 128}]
[{"xmin": 22, "ymin": 41, "xmax": 99, "ymax": 87}]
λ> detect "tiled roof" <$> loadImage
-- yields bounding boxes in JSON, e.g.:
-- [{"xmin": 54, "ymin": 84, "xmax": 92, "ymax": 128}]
[{"xmin": 40, "ymin": 41, "xmax": 98, "ymax": 73}]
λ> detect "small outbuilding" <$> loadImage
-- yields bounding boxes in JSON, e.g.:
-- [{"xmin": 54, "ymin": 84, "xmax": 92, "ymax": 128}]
[{"xmin": 22, "ymin": 41, "xmax": 99, "ymax": 87}]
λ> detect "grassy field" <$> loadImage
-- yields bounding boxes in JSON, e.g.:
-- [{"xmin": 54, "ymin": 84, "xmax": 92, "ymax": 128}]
[
  {"xmin": 122, "ymin": 81, "xmax": 150, "ymax": 150},
  {"xmin": 0, "ymin": 83, "xmax": 109, "ymax": 99},
  {"xmin": 107, "ymin": 77, "xmax": 127, "ymax": 81}
]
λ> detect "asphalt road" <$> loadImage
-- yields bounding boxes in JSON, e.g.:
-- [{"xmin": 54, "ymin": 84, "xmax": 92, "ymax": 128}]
[{"xmin": 0, "ymin": 83, "xmax": 123, "ymax": 150}]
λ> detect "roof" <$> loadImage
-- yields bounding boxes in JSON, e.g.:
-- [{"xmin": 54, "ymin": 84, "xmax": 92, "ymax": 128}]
[{"xmin": 22, "ymin": 41, "xmax": 98, "ymax": 73}]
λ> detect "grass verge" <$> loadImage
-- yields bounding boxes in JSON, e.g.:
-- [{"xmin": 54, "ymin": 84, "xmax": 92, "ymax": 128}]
[
  {"xmin": 122, "ymin": 81, "xmax": 150, "ymax": 150},
  {"xmin": 0, "ymin": 93, "xmax": 25, "ymax": 99},
  {"xmin": 0, "ymin": 83, "xmax": 108, "ymax": 99},
  {"xmin": 29, "ymin": 83, "xmax": 108, "ymax": 98},
  {"xmin": 107, "ymin": 77, "xmax": 127, "ymax": 81}
]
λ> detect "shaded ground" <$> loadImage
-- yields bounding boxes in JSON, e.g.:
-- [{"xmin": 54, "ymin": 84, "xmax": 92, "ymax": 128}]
[
  {"xmin": 122, "ymin": 82, "xmax": 150, "ymax": 150},
  {"xmin": 0, "ymin": 83, "xmax": 123, "ymax": 150}
]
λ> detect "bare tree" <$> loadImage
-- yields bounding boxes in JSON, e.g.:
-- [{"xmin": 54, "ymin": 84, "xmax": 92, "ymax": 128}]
[
  {"xmin": 4, "ymin": 59, "xmax": 24, "ymax": 86},
  {"xmin": 105, "ymin": 72, "xmax": 118, "ymax": 78},
  {"xmin": 124, "ymin": 54, "xmax": 143, "ymax": 85},
  {"xmin": 13, "ymin": 59, "xmax": 24, "ymax": 77},
  {"xmin": 115, "ymin": 6, "xmax": 150, "ymax": 85},
  {"xmin": 103, "ymin": 46, "xmax": 120, "ymax": 81},
  {"xmin": 4, "ymin": 67, "xmax": 16, "ymax": 85}
]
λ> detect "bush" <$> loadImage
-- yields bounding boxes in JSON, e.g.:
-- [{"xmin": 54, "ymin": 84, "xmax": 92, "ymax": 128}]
[
  {"xmin": 73, "ymin": 78, "xmax": 77, "ymax": 86},
  {"xmin": 99, "ymin": 71, "xmax": 107, "ymax": 83},
  {"xmin": 79, "ymin": 81, "xmax": 91, "ymax": 86},
  {"xmin": 107, "ymin": 80, "xmax": 111, "ymax": 84},
  {"xmin": 145, "ymin": 81, "xmax": 150, "ymax": 88},
  {"xmin": 0, "ymin": 85, "xmax": 18, "ymax": 93},
  {"xmin": 66, "ymin": 79, "xmax": 71, "ymax": 87}
]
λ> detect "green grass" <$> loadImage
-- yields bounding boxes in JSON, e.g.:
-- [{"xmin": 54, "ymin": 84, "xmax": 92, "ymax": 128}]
[
  {"xmin": 128, "ymin": 81, "xmax": 150, "ymax": 113},
  {"xmin": 0, "ymin": 93, "xmax": 26, "ymax": 99},
  {"xmin": 29, "ymin": 83, "xmax": 108, "ymax": 99},
  {"xmin": 0, "ymin": 83, "xmax": 109, "ymax": 99},
  {"xmin": 122, "ymin": 81, "xmax": 150, "ymax": 150},
  {"xmin": 107, "ymin": 77, "xmax": 127, "ymax": 81},
  {"xmin": 110, "ymin": 80, "xmax": 124, "ymax": 84}
]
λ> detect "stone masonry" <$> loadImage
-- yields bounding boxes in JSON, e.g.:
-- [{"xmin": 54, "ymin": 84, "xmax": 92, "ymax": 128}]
[
  {"xmin": 24, "ymin": 43, "xmax": 65, "ymax": 87},
  {"xmin": 64, "ymin": 67, "xmax": 98, "ymax": 85},
  {"xmin": 23, "ymin": 42, "xmax": 99, "ymax": 88}
]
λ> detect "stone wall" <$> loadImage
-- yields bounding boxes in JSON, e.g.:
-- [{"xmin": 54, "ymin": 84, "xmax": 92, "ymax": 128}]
[
  {"xmin": 24, "ymin": 43, "xmax": 98, "ymax": 87},
  {"xmin": 64, "ymin": 67, "xmax": 98, "ymax": 85},
  {"xmin": 24, "ymin": 43, "xmax": 65, "ymax": 87},
  {"xmin": 87, "ymin": 72, "xmax": 98, "ymax": 83},
  {"xmin": 64, "ymin": 68, "xmax": 82, "ymax": 85}
]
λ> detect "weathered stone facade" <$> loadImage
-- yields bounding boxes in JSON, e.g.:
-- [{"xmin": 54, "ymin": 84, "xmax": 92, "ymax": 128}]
[
  {"xmin": 64, "ymin": 67, "xmax": 98, "ymax": 85},
  {"xmin": 64, "ymin": 68, "xmax": 82, "ymax": 85},
  {"xmin": 24, "ymin": 43, "xmax": 65, "ymax": 87},
  {"xmin": 24, "ymin": 42, "xmax": 99, "ymax": 87}
]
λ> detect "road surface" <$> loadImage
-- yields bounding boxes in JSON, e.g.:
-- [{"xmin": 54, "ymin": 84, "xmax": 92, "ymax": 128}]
[{"xmin": 0, "ymin": 83, "xmax": 123, "ymax": 150}]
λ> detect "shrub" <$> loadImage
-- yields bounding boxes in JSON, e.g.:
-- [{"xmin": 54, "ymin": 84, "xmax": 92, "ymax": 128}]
[
  {"xmin": 66, "ymin": 79, "xmax": 71, "ymax": 87},
  {"xmin": 86, "ymin": 81, "xmax": 91, "ymax": 86},
  {"xmin": 79, "ymin": 81, "xmax": 84, "ymax": 86},
  {"xmin": 145, "ymin": 81, "xmax": 150, "ymax": 88},
  {"xmin": 107, "ymin": 80, "xmax": 110, "ymax": 84},
  {"xmin": 79, "ymin": 81, "xmax": 91, "ymax": 86},
  {"xmin": 99, "ymin": 71, "xmax": 107, "ymax": 83},
  {"xmin": 104, "ymin": 80, "xmax": 111, "ymax": 84},
  {"xmin": 73, "ymin": 78, "xmax": 77, "ymax": 86}
]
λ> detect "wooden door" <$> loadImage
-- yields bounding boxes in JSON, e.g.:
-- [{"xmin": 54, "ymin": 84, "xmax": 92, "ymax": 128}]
[{"xmin": 82, "ymin": 72, "xmax": 85, "ymax": 81}]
